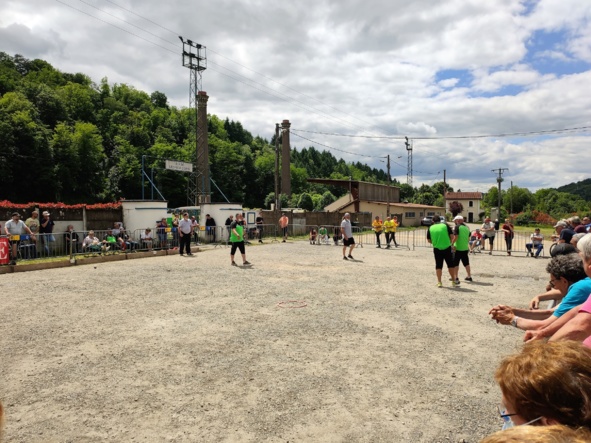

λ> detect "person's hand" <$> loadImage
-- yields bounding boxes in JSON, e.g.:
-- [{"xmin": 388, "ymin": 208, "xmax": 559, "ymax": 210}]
[
  {"xmin": 489, "ymin": 305, "xmax": 514, "ymax": 325},
  {"xmin": 524, "ymin": 329, "xmax": 546, "ymax": 343},
  {"xmin": 529, "ymin": 296, "xmax": 541, "ymax": 310}
]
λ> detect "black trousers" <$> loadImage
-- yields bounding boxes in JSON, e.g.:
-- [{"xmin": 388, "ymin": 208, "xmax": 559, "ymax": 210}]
[{"xmin": 179, "ymin": 233, "xmax": 191, "ymax": 254}]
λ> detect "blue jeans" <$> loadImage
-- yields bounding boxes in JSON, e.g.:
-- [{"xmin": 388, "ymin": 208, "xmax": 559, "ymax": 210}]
[{"xmin": 526, "ymin": 243, "xmax": 543, "ymax": 256}]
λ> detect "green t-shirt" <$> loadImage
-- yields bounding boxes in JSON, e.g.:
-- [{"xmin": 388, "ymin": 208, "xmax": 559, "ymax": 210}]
[
  {"xmin": 453, "ymin": 224, "xmax": 470, "ymax": 251},
  {"xmin": 230, "ymin": 222, "xmax": 243, "ymax": 243},
  {"xmin": 428, "ymin": 223, "xmax": 452, "ymax": 250},
  {"xmin": 105, "ymin": 235, "xmax": 117, "ymax": 243}
]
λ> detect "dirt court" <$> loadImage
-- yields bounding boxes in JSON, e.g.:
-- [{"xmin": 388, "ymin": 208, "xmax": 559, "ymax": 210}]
[{"xmin": 1, "ymin": 239, "xmax": 547, "ymax": 442}]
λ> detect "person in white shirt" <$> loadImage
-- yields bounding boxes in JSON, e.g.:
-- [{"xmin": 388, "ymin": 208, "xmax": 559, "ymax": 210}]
[
  {"xmin": 4, "ymin": 212, "xmax": 35, "ymax": 265},
  {"xmin": 178, "ymin": 212, "xmax": 193, "ymax": 256}
]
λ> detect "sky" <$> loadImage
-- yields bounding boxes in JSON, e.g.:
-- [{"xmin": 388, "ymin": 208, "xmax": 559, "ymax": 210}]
[{"xmin": 1, "ymin": 0, "xmax": 591, "ymax": 193}]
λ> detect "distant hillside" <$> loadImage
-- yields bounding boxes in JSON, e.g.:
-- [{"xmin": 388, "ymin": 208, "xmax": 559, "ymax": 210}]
[{"xmin": 556, "ymin": 179, "xmax": 591, "ymax": 202}]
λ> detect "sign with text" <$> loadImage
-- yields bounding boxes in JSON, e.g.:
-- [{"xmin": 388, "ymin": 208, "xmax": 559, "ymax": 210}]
[{"xmin": 165, "ymin": 160, "xmax": 193, "ymax": 173}]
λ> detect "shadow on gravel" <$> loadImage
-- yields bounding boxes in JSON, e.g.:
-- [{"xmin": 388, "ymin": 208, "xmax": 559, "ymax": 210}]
[
  {"xmin": 445, "ymin": 287, "xmax": 478, "ymax": 293},
  {"xmin": 467, "ymin": 281, "xmax": 494, "ymax": 287}
]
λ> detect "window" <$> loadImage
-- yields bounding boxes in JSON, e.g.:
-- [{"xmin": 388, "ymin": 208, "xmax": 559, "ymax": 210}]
[
  {"xmin": 405, "ymin": 212, "xmax": 416, "ymax": 218},
  {"xmin": 469, "ymin": 201, "xmax": 474, "ymax": 207},
  {"xmin": 427, "ymin": 212, "xmax": 435, "ymax": 216}
]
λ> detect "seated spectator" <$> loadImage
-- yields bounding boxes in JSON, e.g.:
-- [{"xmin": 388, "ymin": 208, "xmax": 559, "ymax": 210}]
[
  {"xmin": 571, "ymin": 233, "xmax": 586, "ymax": 248},
  {"xmin": 469, "ymin": 228, "xmax": 482, "ymax": 253},
  {"xmin": 318, "ymin": 226, "xmax": 329, "ymax": 245},
  {"xmin": 551, "ymin": 243, "xmax": 577, "ymax": 257},
  {"xmin": 103, "ymin": 229, "xmax": 121, "ymax": 251},
  {"xmin": 118, "ymin": 223, "xmax": 139, "ymax": 251},
  {"xmin": 489, "ymin": 253, "xmax": 591, "ymax": 331},
  {"xmin": 63, "ymin": 225, "xmax": 80, "ymax": 253},
  {"xmin": 525, "ymin": 228, "xmax": 544, "ymax": 258},
  {"xmin": 309, "ymin": 228, "xmax": 317, "ymax": 245},
  {"xmin": 481, "ymin": 424, "xmax": 591, "ymax": 442},
  {"xmin": 582, "ymin": 216, "xmax": 591, "ymax": 233},
  {"xmin": 82, "ymin": 231, "xmax": 102, "ymax": 253},
  {"xmin": 333, "ymin": 226, "xmax": 342, "ymax": 245},
  {"xmin": 494, "ymin": 341, "xmax": 591, "ymax": 430},
  {"xmin": 571, "ymin": 216, "xmax": 586, "ymax": 234},
  {"xmin": 141, "ymin": 228, "xmax": 153, "ymax": 250},
  {"xmin": 552, "ymin": 220, "xmax": 575, "ymax": 244},
  {"xmin": 524, "ymin": 234, "xmax": 591, "ymax": 345}
]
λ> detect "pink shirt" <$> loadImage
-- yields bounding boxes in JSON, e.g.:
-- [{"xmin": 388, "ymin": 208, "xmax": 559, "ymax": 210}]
[{"xmin": 579, "ymin": 297, "xmax": 591, "ymax": 348}]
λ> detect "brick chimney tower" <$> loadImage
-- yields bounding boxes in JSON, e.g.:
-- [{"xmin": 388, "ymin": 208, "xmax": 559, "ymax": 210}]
[{"xmin": 281, "ymin": 119, "xmax": 291, "ymax": 197}]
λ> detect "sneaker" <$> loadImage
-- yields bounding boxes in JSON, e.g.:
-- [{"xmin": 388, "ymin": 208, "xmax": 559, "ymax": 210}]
[
  {"xmin": 243, "ymin": 261, "xmax": 252, "ymax": 265},
  {"xmin": 282, "ymin": 240, "xmax": 286, "ymax": 243},
  {"xmin": 180, "ymin": 253, "xmax": 184, "ymax": 256},
  {"xmin": 489, "ymin": 251, "xmax": 492, "ymax": 255},
  {"xmin": 187, "ymin": 253, "xmax": 194, "ymax": 256},
  {"xmin": 348, "ymin": 255, "xmax": 354, "ymax": 259},
  {"xmin": 386, "ymin": 245, "xmax": 391, "ymax": 249},
  {"xmin": 465, "ymin": 277, "xmax": 473, "ymax": 282},
  {"xmin": 343, "ymin": 256, "xmax": 348, "ymax": 260},
  {"xmin": 451, "ymin": 281, "xmax": 458, "ymax": 288},
  {"xmin": 455, "ymin": 279, "xmax": 460, "ymax": 285},
  {"xmin": 437, "ymin": 282, "xmax": 443, "ymax": 288},
  {"xmin": 376, "ymin": 245, "xmax": 381, "ymax": 248},
  {"xmin": 530, "ymin": 253, "xmax": 534, "ymax": 257},
  {"xmin": 231, "ymin": 261, "xmax": 238, "ymax": 266}
]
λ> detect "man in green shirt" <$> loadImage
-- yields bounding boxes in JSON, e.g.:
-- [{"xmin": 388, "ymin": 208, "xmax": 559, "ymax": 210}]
[
  {"xmin": 427, "ymin": 215, "xmax": 457, "ymax": 288},
  {"xmin": 452, "ymin": 215, "xmax": 473, "ymax": 283}
]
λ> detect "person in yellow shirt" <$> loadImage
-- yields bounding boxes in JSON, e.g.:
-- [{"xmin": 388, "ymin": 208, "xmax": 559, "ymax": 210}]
[
  {"xmin": 383, "ymin": 216, "xmax": 393, "ymax": 248},
  {"xmin": 391, "ymin": 215, "xmax": 400, "ymax": 247},
  {"xmin": 372, "ymin": 215, "xmax": 383, "ymax": 248}
]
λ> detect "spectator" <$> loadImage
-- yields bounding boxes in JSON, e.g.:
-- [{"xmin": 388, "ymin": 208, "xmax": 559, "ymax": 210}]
[
  {"xmin": 25, "ymin": 210, "xmax": 40, "ymax": 245},
  {"xmin": 383, "ymin": 216, "xmax": 393, "ymax": 248},
  {"xmin": 469, "ymin": 228, "xmax": 482, "ymax": 254},
  {"xmin": 3, "ymin": 212, "xmax": 35, "ymax": 265},
  {"xmin": 501, "ymin": 218, "xmax": 514, "ymax": 256},
  {"xmin": 82, "ymin": 231, "xmax": 102, "ymax": 253},
  {"xmin": 279, "ymin": 213, "xmax": 289, "ymax": 242},
  {"xmin": 39, "ymin": 210, "xmax": 55, "ymax": 256},
  {"xmin": 391, "ymin": 215, "xmax": 400, "ymax": 247},
  {"xmin": 205, "ymin": 214, "xmax": 217, "ymax": 243},
  {"xmin": 341, "ymin": 212, "xmax": 356, "ymax": 260},
  {"xmin": 553, "ymin": 220, "xmax": 575, "ymax": 245},
  {"xmin": 318, "ymin": 226, "xmax": 329, "ymax": 245},
  {"xmin": 225, "ymin": 215, "xmax": 233, "ymax": 240},
  {"xmin": 494, "ymin": 341, "xmax": 591, "ymax": 430},
  {"xmin": 178, "ymin": 212, "xmax": 193, "ymax": 256},
  {"xmin": 481, "ymin": 216, "xmax": 496, "ymax": 255},
  {"xmin": 571, "ymin": 233, "xmax": 586, "ymax": 248},
  {"xmin": 140, "ymin": 228, "xmax": 153, "ymax": 251},
  {"xmin": 452, "ymin": 215, "xmax": 473, "ymax": 282},
  {"xmin": 190, "ymin": 216, "xmax": 200, "ymax": 245},
  {"xmin": 372, "ymin": 215, "xmax": 383, "ymax": 248},
  {"xmin": 489, "ymin": 254, "xmax": 591, "ymax": 331},
  {"xmin": 63, "ymin": 224, "xmax": 80, "ymax": 254},
  {"xmin": 525, "ymin": 234, "xmax": 591, "ymax": 345},
  {"xmin": 582, "ymin": 216, "xmax": 591, "ymax": 233},
  {"xmin": 551, "ymin": 243, "xmax": 578, "ymax": 257},
  {"xmin": 572, "ymin": 216, "xmax": 586, "ymax": 234},
  {"xmin": 526, "ymin": 228, "xmax": 544, "ymax": 258},
  {"xmin": 481, "ymin": 424, "xmax": 591, "ymax": 443},
  {"xmin": 256, "ymin": 212, "xmax": 264, "ymax": 243},
  {"xmin": 230, "ymin": 213, "xmax": 251, "ymax": 267},
  {"xmin": 427, "ymin": 214, "xmax": 457, "ymax": 288},
  {"xmin": 103, "ymin": 229, "xmax": 120, "ymax": 251},
  {"xmin": 171, "ymin": 213, "xmax": 180, "ymax": 247},
  {"xmin": 156, "ymin": 218, "xmax": 168, "ymax": 250},
  {"xmin": 309, "ymin": 228, "xmax": 317, "ymax": 245}
]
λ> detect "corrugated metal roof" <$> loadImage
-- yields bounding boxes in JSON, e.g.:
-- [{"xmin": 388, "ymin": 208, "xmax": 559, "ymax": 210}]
[{"xmin": 445, "ymin": 192, "xmax": 483, "ymax": 199}]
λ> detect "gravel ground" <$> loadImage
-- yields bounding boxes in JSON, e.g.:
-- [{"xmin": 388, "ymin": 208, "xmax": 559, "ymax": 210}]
[{"xmin": 0, "ymin": 239, "xmax": 547, "ymax": 442}]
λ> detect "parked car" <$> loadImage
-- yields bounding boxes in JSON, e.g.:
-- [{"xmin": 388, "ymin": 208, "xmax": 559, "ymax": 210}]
[{"xmin": 421, "ymin": 216, "xmax": 434, "ymax": 226}]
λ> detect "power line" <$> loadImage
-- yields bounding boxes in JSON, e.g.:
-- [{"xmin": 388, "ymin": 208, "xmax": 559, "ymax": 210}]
[
  {"xmin": 69, "ymin": 0, "xmax": 391, "ymax": 137},
  {"xmin": 291, "ymin": 125, "xmax": 591, "ymax": 140}
]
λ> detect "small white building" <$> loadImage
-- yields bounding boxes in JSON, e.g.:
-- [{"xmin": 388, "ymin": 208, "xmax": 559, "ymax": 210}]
[{"xmin": 444, "ymin": 192, "xmax": 484, "ymax": 223}]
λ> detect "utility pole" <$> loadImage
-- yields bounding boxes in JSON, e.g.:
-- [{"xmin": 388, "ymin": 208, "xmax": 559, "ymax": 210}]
[
  {"xmin": 492, "ymin": 168, "xmax": 509, "ymax": 215},
  {"xmin": 274, "ymin": 123, "xmax": 280, "ymax": 211},
  {"xmin": 386, "ymin": 154, "xmax": 391, "ymax": 217},
  {"xmin": 510, "ymin": 181, "xmax": 513, "ymax": 215},
  {"xmin": 443, "ymin": 169, "xmax": 447, "ymax": 212}
]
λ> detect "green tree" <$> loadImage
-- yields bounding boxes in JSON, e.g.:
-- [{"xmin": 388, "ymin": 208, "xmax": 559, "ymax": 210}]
[
  {"xmin": 503, "ymin": 186, "xmax": 534, "ymax": 214},
  {"xmin": 298, "ymin": 192, "xmax": 314, "ymax": 211}
]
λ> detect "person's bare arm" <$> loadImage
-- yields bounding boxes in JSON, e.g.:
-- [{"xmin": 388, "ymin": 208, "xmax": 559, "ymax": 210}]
[
  {"xmin": 529, "ymin": 288, "xmax": 564, "ymax": 309},
  {"xmin": 489, "ymin": 305, "xmax": 553, "ymax": 321},
  {"xmin": 489, "ymin": 305, "xmax": 557, "ymax": 330},
  {"xmin": 549, "ymin": 311, "xmax": 591, "ymax": 342},
  {"xmin": 524, "ymin": 304, "xmax": 582, "ymax": 342}
]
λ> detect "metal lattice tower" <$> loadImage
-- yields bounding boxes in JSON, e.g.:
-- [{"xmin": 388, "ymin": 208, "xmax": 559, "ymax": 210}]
[
  {"xmin": 405, "ymin": 137, "xmax": 413, "ymax": 186},
  {"xmin": 179, "ymin": 36, "xmax": 207, "ymax": 205}
]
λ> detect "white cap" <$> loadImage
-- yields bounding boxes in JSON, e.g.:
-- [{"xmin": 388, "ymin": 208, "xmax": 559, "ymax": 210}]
[
  {"xmin": 453, "ymin": 215, "xmax": 464, "ymax": 221},
  {"xmin": 42, "ymin": 211, "xmax": 50, "ymax": 216}
]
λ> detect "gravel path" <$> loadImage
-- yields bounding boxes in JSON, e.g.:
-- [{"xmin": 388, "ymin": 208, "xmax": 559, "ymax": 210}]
[{"xmin": 0, "ymin": 240, "xmax": 546, "ymax": 442}]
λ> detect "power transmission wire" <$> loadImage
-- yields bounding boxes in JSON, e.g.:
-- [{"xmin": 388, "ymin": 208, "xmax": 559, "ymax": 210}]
[
  {"xmin": 291, "ymin": 125, "xmax": 591, "ymax": 140},
  {"xmin": 80, "ymin": 0, "xmax": 392, "ymax": 137}
]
